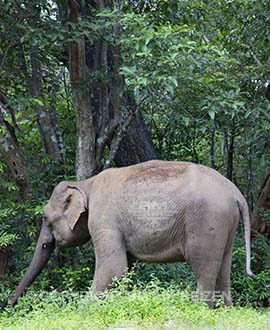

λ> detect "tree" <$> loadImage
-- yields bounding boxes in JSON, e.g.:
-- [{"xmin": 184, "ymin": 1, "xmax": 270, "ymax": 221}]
[
  {"xmin": 251, "ymin": 173, "xmax": 270, "ymax": 239},
  {"xmin": 67, "ymin": 0, "xmax": 157, "ymax": 179},
  {"xmin": 0, "ymin": 93, "xmax": 32, "ymax": 200},
  {"xmin": 251, "ymin": 84, "xmax": 270, "ymax": 240},
  {"xmin": 1, "ymin": 1, "xmax": 66, "ymax": 166}
]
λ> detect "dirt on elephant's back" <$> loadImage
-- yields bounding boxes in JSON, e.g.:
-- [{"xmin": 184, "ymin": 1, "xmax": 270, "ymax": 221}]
[{"xmin": 125, "ymin": 160, "xmax": 191, "ymax": 184}]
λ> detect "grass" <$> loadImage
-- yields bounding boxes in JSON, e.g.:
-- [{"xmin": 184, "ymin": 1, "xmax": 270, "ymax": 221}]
[{"xmin": 0, "ymin": 281, "xmax": 269, "ymax": 330}]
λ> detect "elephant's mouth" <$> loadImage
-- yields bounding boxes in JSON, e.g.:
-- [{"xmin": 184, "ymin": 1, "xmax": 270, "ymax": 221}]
[
  {"xmin": 54, "ymin": 240, "xmax": 65, "ymax": 252},
  {"xmin": 53, "ymin": 237, "xmax": 69, "ymax": 248}
]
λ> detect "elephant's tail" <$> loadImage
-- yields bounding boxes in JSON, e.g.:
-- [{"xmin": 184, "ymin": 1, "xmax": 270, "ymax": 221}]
[{"xmin": 237, "ymin": 198, "xmax": 255, "ymax": 278}]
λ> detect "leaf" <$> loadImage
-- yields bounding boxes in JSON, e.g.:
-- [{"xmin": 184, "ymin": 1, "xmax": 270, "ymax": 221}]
[
  {"xmin": 183, "ymin": 116, "xmax": 190, "ymax": 126},
  {"xmin": 30, "ymin": 98, "xmax": 44, "ymax": 107},
  {"xmin": 169, "ymin": 77, "xmax": 178, "ymax": 87},
  {"xmin": 208, "ymin": 110, "xmax": 215, "ymax": 120}
]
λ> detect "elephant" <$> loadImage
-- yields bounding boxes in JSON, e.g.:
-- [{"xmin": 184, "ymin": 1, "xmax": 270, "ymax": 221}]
[{"xmin": 10, "ymin": 160, "xmax": 254, "ymax": 308}]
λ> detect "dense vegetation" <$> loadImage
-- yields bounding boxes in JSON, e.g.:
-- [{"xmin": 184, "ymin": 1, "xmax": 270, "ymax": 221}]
[
  {"xmin": 1, "ymin": 280, "xmax": 270, "ymax": 330},
  {"xmin": 0, "ymin": 0, "xmax": 270, "ymax": 326}
]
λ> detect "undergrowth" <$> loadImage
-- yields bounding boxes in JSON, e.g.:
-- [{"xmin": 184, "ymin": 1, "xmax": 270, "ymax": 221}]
[{"xmin": 0, "ymin": 277, "xmax": 269, "ymax": 330}]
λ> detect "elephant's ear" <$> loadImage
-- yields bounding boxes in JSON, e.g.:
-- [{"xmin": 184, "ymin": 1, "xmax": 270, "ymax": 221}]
[{"xmin": 64, "ymin": 185, "xmax": 87, "ymax": 231}]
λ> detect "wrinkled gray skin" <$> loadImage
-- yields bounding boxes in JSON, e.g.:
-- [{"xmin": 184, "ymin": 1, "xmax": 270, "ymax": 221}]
[{"xmin": 10, "ymin": 160, "xmax": 254, "ymax": 308}]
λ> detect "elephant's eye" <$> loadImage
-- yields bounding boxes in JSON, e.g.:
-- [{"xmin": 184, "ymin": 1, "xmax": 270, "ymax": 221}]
[{"xmin": 43, "ymin": 241, "xmax": 55, "ymax": 249}]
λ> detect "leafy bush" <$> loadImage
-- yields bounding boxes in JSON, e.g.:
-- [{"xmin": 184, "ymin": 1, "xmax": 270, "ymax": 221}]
[
  {"xmin": 53, "ymin": 266, "xmax": 93, "ymax": 291},
  {"xmin": 230, "ymin": 234, "xmax": 270, "ymax": 306},
  {"xmin": 1, "ymin": 279, "xmax": 270, "ymax": 330},
  {"xmin": 0, "ymin": 232, "xmax": 19, "ymax": 248},
  {"xmin": 131, "ymin": 261, "xmax": 195, "ymax": 292}
]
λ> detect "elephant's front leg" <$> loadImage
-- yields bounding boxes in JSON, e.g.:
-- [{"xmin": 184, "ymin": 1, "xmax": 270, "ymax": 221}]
[{"xmin": 91, "ymin": 230, "xmax": 128, "ymax": 293}]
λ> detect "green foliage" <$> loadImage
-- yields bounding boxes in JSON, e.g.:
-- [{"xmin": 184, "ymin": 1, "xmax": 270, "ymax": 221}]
[
  {"xmin": 0, "ymin": 232, "xmax": 18, "ymax": 248},
  {"xmin": 1, "ymin": 280, "xmax": 270, "ymax": 330},
  {"xmin": 53, "ymin": 266, "xmax": 93, "ymax": 291},
  {"xmin": 131, "ymin": 262, "xmax": 196, "ymax": 292}
]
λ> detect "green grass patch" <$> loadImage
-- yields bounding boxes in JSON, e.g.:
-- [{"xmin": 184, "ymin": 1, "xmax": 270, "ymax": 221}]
[{"xmin": 0, "ymin": 281, "xmax": 269, "ymax": 330}]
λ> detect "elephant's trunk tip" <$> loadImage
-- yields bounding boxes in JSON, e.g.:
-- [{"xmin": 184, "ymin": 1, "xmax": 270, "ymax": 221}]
[
  {"xmin": 9, "ymin": 295, "xmax": 19, "ymax": 307},
  {"xmin": 8, "ymin": 292, "xmax": 23, "ymax": 307}
]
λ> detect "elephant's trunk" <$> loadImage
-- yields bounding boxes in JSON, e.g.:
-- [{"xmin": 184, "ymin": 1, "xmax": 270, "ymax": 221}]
[{"xmin": 10, "ymin": 222, "xmax": 55, "ymax": 306}]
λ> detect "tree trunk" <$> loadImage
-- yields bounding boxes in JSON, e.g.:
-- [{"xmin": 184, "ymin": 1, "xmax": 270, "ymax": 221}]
[
  {"xmin": 209, "ymin": 126, "xmax": 216, "ymax": 169},
  {"xmin": 18, "ymin": 41, "xmax": 64, "ymax": 164},
  {"xmin": 246, "ymin": 136, "xmax": 254, "ymax": 209},
  {"xmin": 49, "ymin": 68, "xmax": 66, "ymax": 161},
  {"xmin": 251, "ymin": 173, "xmax": 270, "ymax": 240},
  {"xmin": 114, "ymin": 112, "xmax": 158, "ymax": 166},
  {"xmin": 226, "ymin": 128, "xmax": 235, "ymax": 181},
  {"xmin": 29, "ymin": 49, "xmax": 64, "ymax": 163},
  {"xmin": 68, "ymin": 0, "xmax": 158, "ymax": 179},
  {"xmin": 68, "ymin": 0, "xmax": 96, "ymax": 179},
  {"xmin": 0, "ymin": 95, "xmax": 32, "ymax": 281},
  {"xmin": 0, "ymin": 96, "xmax": 32, "ymax": 200},
  {"xmin": 0, "ymin": 249, "xmax": 9, "ymax": 280},
  {"xmin": 251, "ymin": 83, "xmax": 270, "ymax": 239},
  {"xmin": 99, "ymin": 1, "xmax": 158, "ymax": 167}
]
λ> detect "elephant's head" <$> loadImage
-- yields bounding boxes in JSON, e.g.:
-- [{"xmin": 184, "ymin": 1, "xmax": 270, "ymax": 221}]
[
  {"xmin": 43, "ymin": 181, "xmax": 90, "ymax": 247},
  {"xmin": 10, "ymin": 181, "xmax": 90, "ymax": 306}
]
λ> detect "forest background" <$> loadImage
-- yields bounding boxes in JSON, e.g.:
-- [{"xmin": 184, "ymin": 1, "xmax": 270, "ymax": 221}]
[{"xmin": 0, "ymin": 0, "xmax": 270, "ymax": 308}]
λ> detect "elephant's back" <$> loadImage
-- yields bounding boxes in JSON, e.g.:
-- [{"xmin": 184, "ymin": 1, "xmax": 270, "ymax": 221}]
[{"xmin": 96, "ymin": 160, "xmax": 243, "ymax": 204}]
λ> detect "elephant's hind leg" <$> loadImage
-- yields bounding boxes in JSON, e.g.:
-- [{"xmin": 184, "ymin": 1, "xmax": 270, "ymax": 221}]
[
  {"xmin": 186, "ymin": 240, "xmax": 224, "ymax": 308},
  {"xmin": 92, "ymin": 231, "xmax": 128, "ymax": 293},
  {"xmin": 215, "ymin": 243, "xmax": 233, "ymax": 306},
  {"xmin": 192, "ymin": 259, "xmax": 222, "ymax": 308}
]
